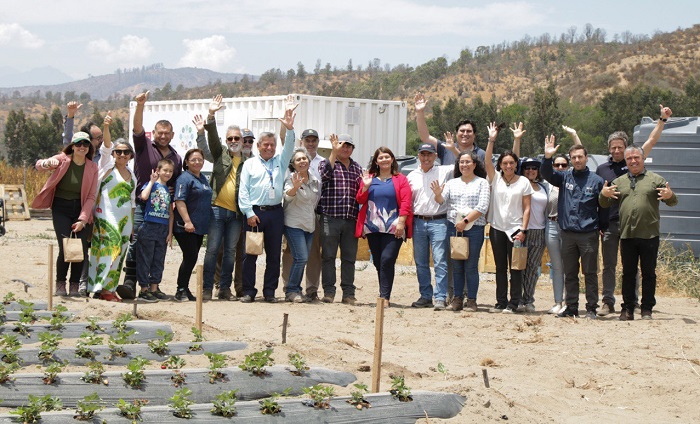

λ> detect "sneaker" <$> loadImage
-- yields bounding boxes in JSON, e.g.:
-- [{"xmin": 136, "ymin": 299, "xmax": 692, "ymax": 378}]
[
  {"xmin": 584, "ymin": 310, "xmax": 597, "ymax": 320},
  {"xmin": 641, "ymin": 309, "xmax": 653, "ymax": 320},
  {"xmin": 264, "ymin": 296, "xmax": 278, "ymax": 303},
  {"xmin": 547, "ymin": 303, "xmax": 563, "ymax": 314},
  {"xmin": 433, "ymin": 300, "xmax": 446, "ymax": 311},
  {"xmin": 240, "ymin": 295, "xmax": 255, "ymax": 303},
  {"xmin": 489, "ymin": 304, "xmax": 507, "ymax": 313},
  {"xmin": 152, "ymin": 288, "xmax": 168, "ymax": 300},
  {"xmin": 524, "ymin": 303, "xmax": 536, "ymax": 313},
  {"xmin": 218, "ymin": 288, "xmax": 236, "ymax": 301},
  {"xmin": 619, "ymin": 309, "xmax": 634, "ymax": 321},
  {"xmin": 55, "ymin": 281, "xmax": 68, "ymax": 297},
  {"xmin": 174, "ymin": 288, "xmax": 195, "ymax": 302},
  {"xmin": 285, "ymin": 292, "xmax": 306, "ymax": 303},
  {"xmin": 202, "ymin": 289, "xmax": 213, "ymax": 301},
  {"xmin": 306, "ymin": 293, "xmax": 319, "ymax": 302},
  {"xmin": 322, "ymin": 295, "xmax": 335, "ymax": 303},
  {"xmin": 516, "ymin": 303, "xmax": 526, "ymax": 312},
  {"xmin": 138, "ymin": 290, "xmax": 159, "ymax": 303},
  {"xmin": 411, "ymin": 297, "xmax": 434, "ymax": 308},
  {"xmin": 465, "ymin": 299, "xmax": 478, "ymax": 312},
  {"xmin": 556, "ymin": 306, "xmax": 579, "ymax": 318},
  {"xmin": 599, "ymin": 302, "xmax": 615, "ymax": 316},
  {"xmin": 342, "ymin": 297, "xmax": 357, "ymax": 305},
  {"xmin": 502, "ymin": 306, "xmax": 515, "ymax": 314},
  {"xmin": 446, "ymin": 296, "xmax": 464, "ymax": 312},
  {"xmin": 69, "ymin": 282, "xmax": 80, "ymax": 297},
  {"xmin": 116, "ymin": 281, "xmax": 136, "ymax": 300}
]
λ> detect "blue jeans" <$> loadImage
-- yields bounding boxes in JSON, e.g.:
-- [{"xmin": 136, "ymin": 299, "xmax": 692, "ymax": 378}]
[
  {"xmin": 449, "ymin": 223, "xmax": 485, "ymax": 299},
  {"xmin": 412, "ymin": 217, "xmax": 449, "ymax": 302},
  {"xmin": 545, "ymin": 219, "xmax": 564, "ymax": 303},
  {"xmin": 284, "ymin": 226, "xmax": 313, "ymax": 294},
  {"xmin": 203, "ymin": 206, "xmax": 243, "ymax": 290}
]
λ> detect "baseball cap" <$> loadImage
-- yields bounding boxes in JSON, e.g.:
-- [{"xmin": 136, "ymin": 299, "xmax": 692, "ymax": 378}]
[
  {"xmin": 241, "ymin": 128, "xmax": 255, "ymax": 139},
  {"xmin": 71, "ymin": 132, "xmax": 91, "ymax": 144},
  {"xmin": 418, "ymin": 143, "xmax": 436, "ymax": 154},
  {"xmin": 521, "ymin": 157, "xmax": 541, "ymax": 167},
  {"xmin": 338, "ymin": 134, "xmax": 355, "ymax": 146},
  {"xmin": 301, "ymin": 129, "xmax": 319, "ymax": 139}
]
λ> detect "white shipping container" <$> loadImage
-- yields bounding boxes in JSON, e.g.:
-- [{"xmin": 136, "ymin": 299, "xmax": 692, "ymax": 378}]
[{"xmin": 129, "ymin": 94, "xmax": 408, "ymax": 173}]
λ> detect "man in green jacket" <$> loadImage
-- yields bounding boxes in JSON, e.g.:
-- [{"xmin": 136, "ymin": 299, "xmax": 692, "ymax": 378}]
[{"xmin": 600, "ymin": 145, "xmax": 678, "ymax": 321}]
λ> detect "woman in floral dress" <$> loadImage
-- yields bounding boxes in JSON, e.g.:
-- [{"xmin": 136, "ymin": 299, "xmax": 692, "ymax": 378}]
[{"xmin": 88, "ymin": 113, "xmax": 136, "ymax": 301}]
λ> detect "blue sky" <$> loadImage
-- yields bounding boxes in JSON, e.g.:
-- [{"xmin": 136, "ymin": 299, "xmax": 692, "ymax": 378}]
[{"xmin": 1, "ymin": 0, "xmax": 697, "ymax": 82}]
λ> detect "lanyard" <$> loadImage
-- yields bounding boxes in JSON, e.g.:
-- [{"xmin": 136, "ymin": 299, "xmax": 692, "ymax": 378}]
[{"xmin": 259, "ymin": 157, "xmax": 274, "ymax": 186}]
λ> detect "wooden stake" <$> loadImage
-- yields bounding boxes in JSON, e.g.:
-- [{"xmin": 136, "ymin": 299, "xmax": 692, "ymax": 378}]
[
  {"xmin": 482, "ymin": 368, "xmax": 490, "ymax": 388},
  {"xmin": 282, "ymin": 313, "xmax": 289, "ymax": 344},
  {"xmin": 371, "ymin": 297, "xmax": 385, "ymax": 393},
  {"xmin": 47, "ymin": 244, "xmax": 53, "ymax": 311},
  {"xmin": 195, "ymin": 264, "xmax": 203, "ymax": 332}
]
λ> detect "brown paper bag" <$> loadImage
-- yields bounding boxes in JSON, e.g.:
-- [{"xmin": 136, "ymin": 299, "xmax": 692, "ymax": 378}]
[
  {"xmin": 62, "ymin": 232, "xmax": 84, "ymax": 262},
  {"xmin": 511, "ymin": 246, "xmax": 528, "ymax": 270},
  {"xmin": 450, "ymin": 233, "xmax": 469, "ymax": 260},
  {"xmin": 245, "ymin": 228, "xmax": 264, "ymax": 255}
]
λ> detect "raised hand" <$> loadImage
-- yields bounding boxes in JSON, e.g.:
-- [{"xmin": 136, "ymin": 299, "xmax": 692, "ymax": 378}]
[
  {"xmin": 192, "ymin": 114, "xmax": 205, "ymax": 133},
  {"xmin": 278, "ymin": 106, "xmax": 296, "ymax": 130},
  {"xmin": 660, "ymin": 104, "xmax": 673, "ymax": 120},
  {"xmin": 104, "ymin": 111, "xmax": 112, "ymax": 127},
  {"xmin": 135, "ymin": 91, "xmax": 150, "ymax": 105},
  {"xmin": 291, "ymin": 171, "xmax": 304, "ymax": 189},
  {"xmin": 285, "ymin": 94, "xmax": 297, "ymax": 111},
  {"xmin": 487, "ymin": 122, "xmax": 499, "ymax": 142},
  {"xmin": 544, "ymin": 134, "xmax": 560, "ymax": 158},
  {"xmin": 601, "ymin": 181, "xmax": 619, "ymax": 199},
  {"xmin": 208, "ymin": 94, "xmax": 224, "ymax": 116},
  {"xmin": 510, "ymin": 122, "xmax": 526, "ymax": 139},
  {"xmin": 329, "ymin": 134, "xmax": 341, "ymax": 152},
  {"xmin": 149, "ymin": 168, "xmax": 159, "ymax": 183},
  {"xmin": 414, "ymin": 92, "xmax": 426, "ymax": 113},
  {"xmin": 66, "ymin": 101, "xmax": 82, "ymax": 118},
  {"xmin": 443, "ymin": 131, "xmax": 455, "ymax": 149},
  {"xmin": 430, "ymin": 180, "xmax": 444, "ymax": 197},
  {"xmin": 656, "ymin": 182, "xmax": 673, "ymax": 200},
  {"xmin": 362, "ymin": 170, "xmax": 373, "ymax": 187},
  {"xmin": 562, "ymin": 125, "xmax": 577, "ymax": 136}
]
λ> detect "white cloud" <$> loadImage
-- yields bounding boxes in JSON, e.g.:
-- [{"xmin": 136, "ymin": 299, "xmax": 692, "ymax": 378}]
[
  {"xmin": 177, "ymin": 35, "xmax": 236, "ymax": 71},
  {"xmin": 86, "ymin": 35, "xmax": 153, "ymax": 65},
  {"xmin": 0, "ymin": 23, "xmax": 44, "ymax": 48}
]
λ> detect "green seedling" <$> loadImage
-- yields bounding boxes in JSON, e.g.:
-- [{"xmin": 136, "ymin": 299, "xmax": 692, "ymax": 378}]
[
  {"xmin": 48, "ymin": 305, "xmax": 70, "ymax": 331},
  {"xmin": 0, "ymin": 362, "xmax": 20, "ymax": 384},
  {"xmin": 162, "ymin": 355, "xmax": 186, "ymax": 369},
  {"xmin": 42, "ymin": 360, "xmax": 67, "ymax": 385},
  {"xmin": 75, "ymin": 332, "xmax": 103, "ymax": 359},
  {"xmin": 116, "ymin": 398, "xmax": 148, "ymax": 423},
  {"xmin": 211, "ymin": 389, "xmax": 238, "ymax": 417},
  {"xmin": 2, "ymin": 292, "xmax": 16, "ymax": 304},
  {"xmin": 171, "ymin": 369, "xmax": 187, "ymax": 388},
  {"xmin": 288, "ymin": 352, "xmax": 309, "ymax": 375},
  {"xmin": 148, "ymin": 329, "xmax": 174, "ymax": 356},
  {"xmin": 188, "ymin": 326, "xmax": 205, "ymax": 352},
  {"xmin": 169, "ymin": 387, "xmax": 194, "ymax": 419},
  {"xmin": 206, "ymin": 352, "xmax": 228, "ymax": 383},
  {"xmin": 38, "ymin": 331, "xmax": 63, "ymax": 361},
  {"xmin": 303, "ymin": 384, "xmax": 335, "ymax": 409},
  {"xmin": 259, "ymin": 389, "xmax": 290, "ymax": 415},
  {"xmin": 390, "ymin": 375, "xmax": 413, "ymax": 402},
  {"xmin": 12, "ymin": 321, "xmax": 30, "ymax": 337},
  {"xmin": 347, "ymin": 382, "xmax": 371, "ymax": 409},
  {"xmin": 85, "ymin": 316, "xmax": 105, "ymax": 333},
  {"xmin": 74, "ymin": 392, "xmax": 104, "ymax": 421},
  {"xmin": 0, "ymin": 304, "xmax": 6, "ymax": 323},
  {"xmin": 113, "ymin": 312, "xmax": 134, "ymax": 332},
  {"xmin": 82, "ymin": 361, "xmax": 108, "ymax": 385},
  {"xmin": 10, "ymin": 394, "xmax": 62, "ymax": 423},
  {"xmin": 437, "ymin": 362, "xmax": 448, "ymax": 380},
  {"xmin": 42, "ymin": 395, "xmax": 63, "ymax": 411},
  {"xmin": 123, "ymin": 356, "xmax": 151, "ymax": 388},
  {"xmin": 1, "ymin": 334, "xmax": 23, "ymax": 364},
  {"xmin": 239, "ymin": 348, "xmax": 274, "ymax": 376}
]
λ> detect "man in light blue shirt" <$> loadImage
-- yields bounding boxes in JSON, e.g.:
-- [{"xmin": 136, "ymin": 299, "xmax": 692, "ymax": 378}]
[{"xmin": 238, "ymin": 108, "xmax": 296, "ymax": 302}]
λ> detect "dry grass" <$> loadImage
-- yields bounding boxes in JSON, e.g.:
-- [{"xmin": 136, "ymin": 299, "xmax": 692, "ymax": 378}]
[
  {"xmin": 480, "ymin": 358, "xmax": 498, "ymax": 367},
  {"xmin": 656, "ymin": 240, "xmax": 700, "ymax": 300},
  {"xmin": 0, "ymin": 161, "xmax": 49, "ymax": 205}
]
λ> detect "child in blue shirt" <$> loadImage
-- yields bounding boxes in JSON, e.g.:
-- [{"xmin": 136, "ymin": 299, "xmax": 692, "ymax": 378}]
[{"xmin": 135, "ymin": 159, "xmax": 174, "ymax": 302}]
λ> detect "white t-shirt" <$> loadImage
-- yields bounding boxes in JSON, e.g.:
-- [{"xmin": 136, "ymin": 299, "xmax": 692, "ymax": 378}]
[
  {"xmin": 487, "ymin": 172, "xmax": 533, "ymax": 233},
  {"xmin": 407, "ymin": 164, "xmax": 452, "ymax": 216},
  {"xmin": 528, "ymin": 184, "xmax": 547, "ymax": 230}
]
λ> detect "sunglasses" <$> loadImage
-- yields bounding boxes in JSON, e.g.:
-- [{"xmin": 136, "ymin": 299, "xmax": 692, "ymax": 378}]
[
  {"xmin": 226, "ymin": 136, "xmax": 241, "ymax": 142},
  {"xmin": 74, "ymin": 141, "xmax": 91, "ymax": 148},
  {"xmin": 523, "ymin": 166, "xmax": 539, "ymax": 171},
  {"xmin": 243, "ymin": 139, "xmax": 254, "ymax": 144},
  {"xmin": 553, "ymin": 163, "xmax": 568, "ymax": 168},
  {"xmin": 113, "ymin": 150, "xmax": 132, "ymax": 156}
]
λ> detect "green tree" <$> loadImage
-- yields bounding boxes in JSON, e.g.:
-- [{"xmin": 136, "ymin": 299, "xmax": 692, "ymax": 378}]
[
  {"xmin": 526, "ymin": 80, "xmax": 563, "ymax": 156},
  {"xmin": 4, "ymin": 109, "xmax": 31, "ymax": 166}
]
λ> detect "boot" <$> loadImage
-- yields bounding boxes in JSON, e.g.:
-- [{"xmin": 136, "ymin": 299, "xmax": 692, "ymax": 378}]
[
  {"xmin": 69, "ymin": 282, "xmax": 80, "ymax": 297},
  {"xmin": 447, "ymin": 296, "xmax": 464, "ymax": 312},
  {"xmin": 117, "ymin": 260, "xmax": 137, "ymax": 299},
  {"xmin": 55, "ymin": 281, "xmax": 68, "ymax": 296}
]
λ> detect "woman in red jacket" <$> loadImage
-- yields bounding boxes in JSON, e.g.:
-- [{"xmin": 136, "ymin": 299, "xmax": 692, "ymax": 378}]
[
  {"xmin": 32, "ymin": 132, "xmax": 99, "ymax": 297},
  {"xmin": 356, "ymin": 147, "xmax": 412, "ymax": 306}
]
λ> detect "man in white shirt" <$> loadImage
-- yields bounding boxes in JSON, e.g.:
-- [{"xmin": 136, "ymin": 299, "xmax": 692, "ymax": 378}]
[{"xmin": 407, "ymin": 143, "xmax": 453, "ymax": 309}]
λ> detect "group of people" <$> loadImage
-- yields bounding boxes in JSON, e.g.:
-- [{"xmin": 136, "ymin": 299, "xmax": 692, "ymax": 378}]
[{"xmin": 32, "ymin": 92, "xmax": 678, "ymax": 320}]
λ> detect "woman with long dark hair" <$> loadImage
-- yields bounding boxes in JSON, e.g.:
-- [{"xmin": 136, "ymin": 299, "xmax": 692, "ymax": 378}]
[
  {"xmin": 355, "ymin": 147, "xmax": 412, "ymax": 306},
  {"xmin": 33, "ymin": 132, "xmax": 99, "ymax": 297}
]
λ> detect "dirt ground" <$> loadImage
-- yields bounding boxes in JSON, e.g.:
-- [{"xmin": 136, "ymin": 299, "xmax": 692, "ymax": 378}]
[{"xmin": 2, "ymin": 218, "xmax": 700, "ymax": 423}]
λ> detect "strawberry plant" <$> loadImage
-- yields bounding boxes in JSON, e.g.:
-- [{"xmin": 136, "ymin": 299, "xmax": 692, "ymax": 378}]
[
  {"xmin": 2, "ymin": 292, "xmax": 16, "ymax": 304},
  {"xmin": 206, "ymin": 352, "xmax": 228, "ymax": 383},
  {"xmin": 38, "ymin": 331, "xmax": 63, "ymax": 361},
  {"xmin": 288, "ymin": 352, "xmax": 309, "ymax": 375},
  {"xmin": 42, "ymin": 360, "xmax": 67, "ymax": 385},
  {"xmin": 259, "ymin": 394, "xmax": 282, "ymax": 415},
  {"xmin": 303, "ymin": 384, "xmax": 335, "ymax": 409},
  {"xmin": 113, "ymin": 312, "xmax": 134, "ymax": 332},
  {"xmin": 116, "ymin": 398, "xmax": 148, "ymax": 423},
  {"xmin": 1, "ymin": 334, "xmax": 23, "ymax": 364},
  {"xmin": 82, "ymin": 361, "xmax": 108, "ymax": 385},
  {"xmin": 0, "ymin": 362, "xmax": 20, "ymax": 384},
  {"xmin": 169, "ymin": 387, "xmax": 194, "ymax": 418},
  {"xmin": 74, "ymin": 392, "xmax": 104, "ymax": 421},
  {"xmin": 123, "ymin": 356, "xmax": 150, "ymax": 388},
  {"xmin": 239, "ymin": 348, "xmax": 273, "ymax": 376},
  {"xmin": 162, "ymin": 355, "xmax": 186, "ymax": 369},
  {"xmin": 148, "ymin": 329, "xmax": 173, "ymax": 356},
  {"xmin": 347, "ymin": 382, "xmax": 371, "ymax": 409},
  {"xmin": 188, "ymin": 326, "xmax": 205, "ymax": 352},
  {"xmin": 85, "ymin": 316, "xmax": 105, "ymax": 333},
  {"xmin": 211, "ymin": 389, "xmax": 238, "ymax": 417},
  {"xmin": 390, "ymin": 375, "xmax": 412, "ymax": 402},
  {"xmin": 171, "ymin": 369, "xmax": 187, "ymax": 388},
  {"xmin": 19, "ymin": 304, "xmax": 38, "ymax": 323},
  {"xmin": 75, "ymin": 332, "xmax": 103, "ymax": 359},
  {"xmin": 0, "ymin": 304, "xmax": 6, "ymax": 324}
]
